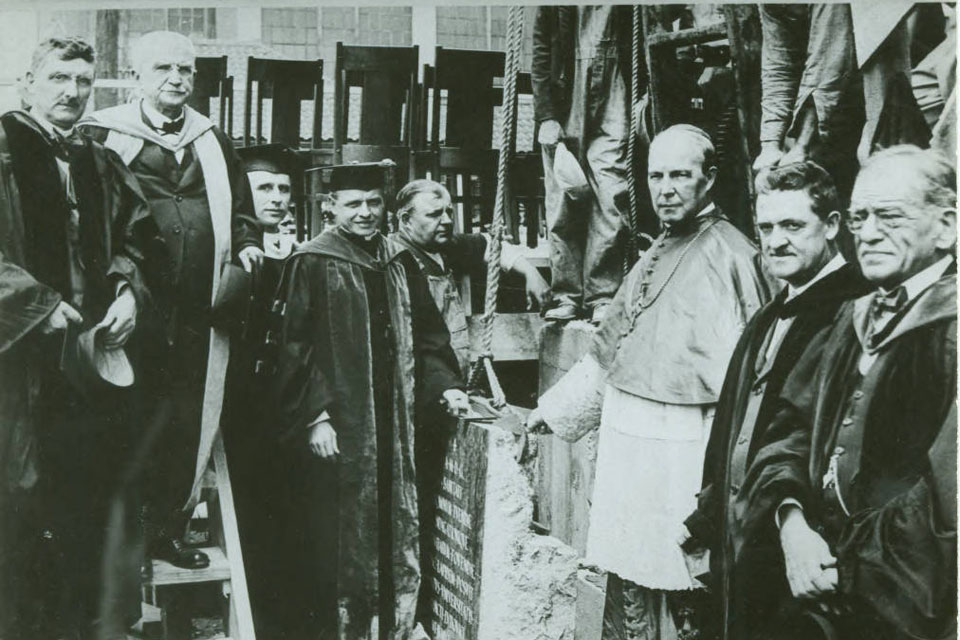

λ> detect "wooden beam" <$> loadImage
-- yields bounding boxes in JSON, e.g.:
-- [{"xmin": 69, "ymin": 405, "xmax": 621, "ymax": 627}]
[{"xmin": 467, "ymin": 312, "xmax": 543, "ymax": 362}]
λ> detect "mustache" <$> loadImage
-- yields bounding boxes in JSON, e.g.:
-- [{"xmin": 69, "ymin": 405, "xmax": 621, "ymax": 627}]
[
  {"xmin": 767, "ymin": 248, "xmax": 796, "ymax": 257},
  {"xmin": 56, "ymin": 99, "xmax": 81, "ymax": 108}
]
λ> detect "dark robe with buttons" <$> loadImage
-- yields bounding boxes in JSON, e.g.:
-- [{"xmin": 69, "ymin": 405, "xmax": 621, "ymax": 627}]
[
  {"xmin": 272, "ymin": 229, "xmax": 461, "ymax": 640},
  {"xmin": 0, "ymin": 110, "xmax": 150, "ymax": 638},
  {"xmin": 682, "ymin": 262, "xmax": 869, "ymax": 640},
  {"xmin": 221, "ymin": 250, "xmax": 286, "ymax": 634},
  {"xmin": 742, "ymin": 273, "xmax": 957, "ymax": 640},
  {"xmin": 83, "ymin": 113, "xmax": 259, "ymax": 537}
]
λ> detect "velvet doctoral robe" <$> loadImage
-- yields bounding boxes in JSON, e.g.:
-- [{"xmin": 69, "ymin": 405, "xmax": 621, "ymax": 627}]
[
  {"xmin": 683, "ymin": 262, "xmax": 869, "ymax": 640},
  {"xmin": 743, "ymin": 273, "xmax": 957, "ymax": 640},
  {"xmin": 0, "ymin": 110, "xmax": 150, "ymax": 637},
  {"xmin": 272, "ymin": 229, "xmax": 461, "ymax": 640}
]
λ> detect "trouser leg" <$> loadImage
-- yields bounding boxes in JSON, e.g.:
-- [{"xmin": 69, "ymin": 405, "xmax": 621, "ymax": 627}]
[
  {"xmin": 543, "ymin": 144, "xmax": 587, "ymax": 309},
  {"xmin": 582, "ymin": 71, "xmax": 629, "ymax": 309},
  {"xmin": 142, "ymin": 326, "xmax": 209, "ymax": 544}
]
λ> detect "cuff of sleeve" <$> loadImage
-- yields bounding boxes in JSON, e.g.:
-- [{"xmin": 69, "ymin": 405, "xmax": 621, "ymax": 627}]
[
  {"xmin": 306, "ymin": 410, "xmax": 331, "ymax": 429},
  {"xmin": 115, "ymin": 280, "xmax": 131, "ymax": 298},
  {"xmin": 499, "ymin": 242, "xmax": 523, "ymax": 274},
  {"xmin": 775, "ymin": 498, "xmax": 804, "ymax": 529}
]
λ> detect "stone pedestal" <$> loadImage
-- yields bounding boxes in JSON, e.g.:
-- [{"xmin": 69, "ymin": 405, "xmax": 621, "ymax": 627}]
[
  {"xmin": 425, "ymin": 419, "xmax": 579, "ymax": 640},
  {"xmin": 535, "ymin": 321, "xmax": 600, "ymax": 554}
]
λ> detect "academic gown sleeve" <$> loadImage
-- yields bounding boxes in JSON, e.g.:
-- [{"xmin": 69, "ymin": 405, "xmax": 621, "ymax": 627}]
[
  {"xmin": 0, "ymin": 148, "xmax": 61, "ymax": 353},
  {"xmin": 272, "ymin": 255, "xmax": 338, "ymax": 440},
  {"xmin": 100, "ymin": 147, "xmax": 152, "ymax": 309},
  {"xmin": 214, "ymin": 129, "xmax": 260, "ymax": 257},
  {"xmin": 833, "ymin": 406, "xmax": 957, "ymax": 639},
  {"xmin": 739, "ymin": 325, "xmax": 831, "ymax": 545}
]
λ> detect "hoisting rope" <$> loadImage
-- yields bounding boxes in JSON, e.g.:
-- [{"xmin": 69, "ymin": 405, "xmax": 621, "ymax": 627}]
[
  {"xmin": 467, "ymin": 5, "xmax": 524, "ymax": 407},
  {"xmin": 624, "ymin": 5, "xmax": 643, "ymax": 272}
]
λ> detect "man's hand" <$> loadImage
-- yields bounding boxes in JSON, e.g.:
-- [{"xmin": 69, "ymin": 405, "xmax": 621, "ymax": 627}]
[
  {"xmin": 41, "ymin": 301, "xmax": 82, "ymax": 334},
  {"xmin": 538, "ymin": 119, "xmax": 563, "ymax": 147},
  {"xmin": 441, "ymin": 389, "xmax": 470, "ymax": 418},
  {"xmin": 97, "ymin": 288, "xmax": 137, "ymax": 349},
  {"xmin": 779, "ymin": 506, "xmax": 838, "ymax": 600},
  {"xmin": 524, "ymin": 270, "xmax": 551, "ymax": 310},
  {"xmin": 526, "ymin": 408, "xmax": 553, "ymax": 435},
  {"xmin": 308, "ymin": 418, "xmax": 339, "ymax": 460},
  {"xmin": 753, "ymin": 143, "xmax": 785, "ymax": 174},
  {"xmin": 239, "ymin": 246, "xmax": 265, "ymax": 274}
]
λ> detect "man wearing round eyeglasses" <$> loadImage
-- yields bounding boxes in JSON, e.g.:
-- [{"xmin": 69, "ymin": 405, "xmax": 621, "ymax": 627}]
[{"xmin": 742, "ymin": 145, "xmax": 956, "ymax": 640}]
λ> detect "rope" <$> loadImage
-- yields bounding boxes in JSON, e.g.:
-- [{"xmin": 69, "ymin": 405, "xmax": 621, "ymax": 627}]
[
  {"xmin": 624, "ymin": 4, "xmax": 642, "ymax": 273},
  {"xmin": 468, "ymin": 5, "xmax": 524, "ymax": 402}
]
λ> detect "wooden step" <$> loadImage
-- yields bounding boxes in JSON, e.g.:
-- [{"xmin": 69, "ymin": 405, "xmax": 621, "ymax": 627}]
[{"xmin": 147, "ymin": 546, "xmax": 231, "ymax": 586}]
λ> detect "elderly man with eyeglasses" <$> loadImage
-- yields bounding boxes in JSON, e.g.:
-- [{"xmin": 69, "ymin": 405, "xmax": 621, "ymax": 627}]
[{"xmin": 741, "ymin": 145, "xmax": 957, "ymax": 640}]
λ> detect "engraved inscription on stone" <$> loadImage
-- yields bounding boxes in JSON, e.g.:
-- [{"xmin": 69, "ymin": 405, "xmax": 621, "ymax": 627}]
[{"xmin": 426, "ymin": 423, "xmax": 489, "ymax": 640}]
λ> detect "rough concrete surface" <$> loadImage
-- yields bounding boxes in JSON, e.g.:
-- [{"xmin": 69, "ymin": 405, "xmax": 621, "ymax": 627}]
[{"xmin": 478, "ymin": 424, "xmax": 579, "ymax": 640}]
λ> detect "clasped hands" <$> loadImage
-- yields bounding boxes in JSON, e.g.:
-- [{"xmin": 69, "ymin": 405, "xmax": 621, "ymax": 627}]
[
  {"xmin": 307, "ymin": 388, "xmax": 471, "ymax": 460},
  {"xmin": 779, "ymin": 506, "xmax": 840, "ymax": 613}
]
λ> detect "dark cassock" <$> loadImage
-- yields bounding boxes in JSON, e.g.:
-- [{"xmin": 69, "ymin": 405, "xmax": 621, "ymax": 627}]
[
  {"xmin": 272, "ymin": 226, "xmax": 462, "ymax": 640},
  {"xmin": 742, "ymin": 259, "xmax": 957, "ymax": 640},
  {"xmin": 81, "ymin": 102, "xmax": 260, "ymax": 548},
  {"xmin": 0, "ymin": 109, "xmax": 150, "ymax": 638},
  {"xmin": 682, "ymin": 255, "xmax": 869, "ymax": 640},
  {"xmin": 222, "ymin": 143, "xmax": 300, "ymax": 637}
]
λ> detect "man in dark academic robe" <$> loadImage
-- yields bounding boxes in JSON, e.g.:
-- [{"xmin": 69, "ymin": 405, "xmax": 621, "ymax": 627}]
[
  {"xmin": 222, "ymin": 143, "xmax": 301, "ymax": 636},
  {"xmin": 81, "ymin": 30, "xmax": 262, "ymax": 570},
  {"xmin": 742, "ymin": 145, "xmax": 957, "ymax": 640},
  {"xmin": 529, "ymin": 125, "xmax": 772, "ymax": 640},
  {"xmin": 680, "ymin": 161, "xmax": 870, "ymax": 640},
  {"xmin": 0, "ymin": 37, "xmax": 150, "ymax": 639},
  {"xmin": 272, "ymin": 164, "xmax": 468, "ymax": 640}
]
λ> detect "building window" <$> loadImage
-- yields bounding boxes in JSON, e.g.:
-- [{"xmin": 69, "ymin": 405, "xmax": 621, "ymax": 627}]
[{"xmin": 167, "ymin": 8, "xmax": 216, "ymax": 39}]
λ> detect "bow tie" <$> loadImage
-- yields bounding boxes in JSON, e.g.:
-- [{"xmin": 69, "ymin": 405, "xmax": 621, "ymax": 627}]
[
  {"xmin": 155, "ymin": 118, "xmax": 184, "ymax": 135},
  {"xmin": 52, "ymin": 129, "xmax": 85, "ymax": 163},
  {"xmin": 872, "ymin": 286, "xmax": 908, "ymax": 316}
]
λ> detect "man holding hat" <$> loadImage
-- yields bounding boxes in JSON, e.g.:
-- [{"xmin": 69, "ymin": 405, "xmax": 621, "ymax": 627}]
[
  {"xmin": 82, "ymin": 30, "xmax": 262, "ymax": 571},
  {"xmin": 0, "ymin": 36, "xmax": 150, "ymax": 639},
  {"xmin": 272, "ymin": 163, "xmax": 468, "ymax": 640}
]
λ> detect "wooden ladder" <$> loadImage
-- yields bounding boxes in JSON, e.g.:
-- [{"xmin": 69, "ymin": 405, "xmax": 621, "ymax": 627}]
[{"xmin": 139, "ymin": 433, "xmax": 256, "ymax": 640}]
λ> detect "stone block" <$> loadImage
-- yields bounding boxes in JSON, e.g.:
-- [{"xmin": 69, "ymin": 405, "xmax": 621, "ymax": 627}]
[{"xmin": 425, "ymin": 419, "xmax": 578, "ymax": 640}]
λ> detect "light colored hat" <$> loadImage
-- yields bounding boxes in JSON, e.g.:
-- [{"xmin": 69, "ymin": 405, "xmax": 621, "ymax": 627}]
[
  {"xmin": 553, "ymin": 142, "xmax": 590, "ymax": 200},
  {"xmin": 60, "ymin": 323, "xmax": 134, "ymax": 399}
]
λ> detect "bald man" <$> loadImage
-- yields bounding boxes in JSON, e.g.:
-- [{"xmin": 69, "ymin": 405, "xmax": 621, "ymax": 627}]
[
  {"xmin": 82, "ymin": 31, "xmax": 262, "ymax": 569},
  {"xmin": 529, "ymin": 125, "xmax": 772, "ymax": 638}
]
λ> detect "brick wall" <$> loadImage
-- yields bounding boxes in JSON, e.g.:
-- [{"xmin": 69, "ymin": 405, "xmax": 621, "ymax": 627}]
[{"xmin": 261, "ymin": 7, "xmax": 319, "ymax": 60}]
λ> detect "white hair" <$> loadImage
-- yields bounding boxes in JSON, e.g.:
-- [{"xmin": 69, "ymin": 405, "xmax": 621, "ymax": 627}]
[{"xmin": 130, "ymin": 31, "xmax": 195, "ymax": 74}]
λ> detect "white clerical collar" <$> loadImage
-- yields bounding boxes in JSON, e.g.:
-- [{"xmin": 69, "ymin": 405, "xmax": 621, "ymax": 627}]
[
  {"xmin": 785, "ymin": 253, "xmax": 846, "ymax": 302},
  {"xmin": 30, "ymin": 111, "xmax": 75, "ymax": 138},
  {"xmin": 884, "ymin": 254, "xmax": 954, "ymax": 302},
  {"xmin": 141, "ymin": 99, "xmax": 184, "ymax": 128}
]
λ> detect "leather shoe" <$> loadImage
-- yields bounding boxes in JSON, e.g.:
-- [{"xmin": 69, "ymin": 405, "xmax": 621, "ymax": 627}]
[
  {"xmin": 151, "ymin": 537, "xmax": 210, "ymax": 570},
  {"xmin": 544, "ymin": 302, "xmax": 579, "ymax": 322}
]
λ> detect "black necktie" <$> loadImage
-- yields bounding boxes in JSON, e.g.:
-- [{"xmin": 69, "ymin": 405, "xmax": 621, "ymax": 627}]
[
  {"xmin": 157, "ymin": 118, "xmax": 184, "ymax": 135},
  {"xmin": 872, "ymin": 286, "xmax": 908, "ymax": 316},
  {"xmin": 52, "ymin": 129, "xmax": 85, "ymax": 163},
  {"xmin": 866, "ymin": 286, "xmax": 908, "ymax": 348}
]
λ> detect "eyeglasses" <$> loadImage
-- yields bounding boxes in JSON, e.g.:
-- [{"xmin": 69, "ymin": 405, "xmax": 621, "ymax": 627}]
[{"xmin": 844, "ymin": 207, "xmax": 910, "ymax": 233}]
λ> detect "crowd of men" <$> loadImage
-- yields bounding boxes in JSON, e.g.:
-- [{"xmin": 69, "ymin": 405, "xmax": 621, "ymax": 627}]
[{"xmin": 0, "ymin": 14, "xmax": 955, "ymax": 640}]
